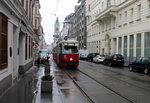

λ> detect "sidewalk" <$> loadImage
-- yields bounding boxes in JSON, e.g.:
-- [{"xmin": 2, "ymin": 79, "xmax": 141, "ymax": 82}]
[
  {"xmin": 0, "ymin": 66, "xmax": 40, "ymax": 103},
  {"xmin": 34, "ymin": 63, "xmax": 62, "ymax": 103},
  {"xmin": 0, "ymin": 63, "xmax": 63, "ymax": 103}
]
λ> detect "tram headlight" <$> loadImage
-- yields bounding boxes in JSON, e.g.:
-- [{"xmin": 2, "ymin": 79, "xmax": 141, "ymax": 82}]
[{"xmin": 70, "ymin": 58, "xmax": 73, "ymax": 61}]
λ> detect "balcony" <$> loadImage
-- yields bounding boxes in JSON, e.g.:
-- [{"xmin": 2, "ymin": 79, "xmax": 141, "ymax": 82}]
[
  {"xmin": 34, "ymin": 28, "xmax": 41, "ymax": 36},
  {"xmin": 95, "ymin": 5, "xmax": 118, "ymax": 21},
  {"xmin": 95, "ymin": 0, "xmax": 137, "ymax": 21}
]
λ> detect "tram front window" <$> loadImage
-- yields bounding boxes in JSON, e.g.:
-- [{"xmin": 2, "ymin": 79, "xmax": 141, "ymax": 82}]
[{"xmin": 64, "ymin": 46, "xmax": 78, "ymax": 54}]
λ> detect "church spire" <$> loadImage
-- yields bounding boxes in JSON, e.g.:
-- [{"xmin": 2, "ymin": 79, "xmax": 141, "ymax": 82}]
[{"xmin": 55, "ymin": 17, "xmax": 59, "ymax": 24}]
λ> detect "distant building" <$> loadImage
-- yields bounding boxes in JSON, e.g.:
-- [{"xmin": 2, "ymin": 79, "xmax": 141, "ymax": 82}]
[
  {"xmin": 61, "ymin": 0, "xmax": 87, "ymax": 49},
  {"xmin": 60, "ymin": 13, "xmax": 74, "ymax": 40},
  {"xmin": 74, "ymin": 0, "xmax": 87, "ymax": 49}
]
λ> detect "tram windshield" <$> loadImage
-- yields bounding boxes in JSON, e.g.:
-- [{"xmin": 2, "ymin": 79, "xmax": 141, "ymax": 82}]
[{"xmin": 64, "ymin": 46, "xmax": 78, "ymax": 54}]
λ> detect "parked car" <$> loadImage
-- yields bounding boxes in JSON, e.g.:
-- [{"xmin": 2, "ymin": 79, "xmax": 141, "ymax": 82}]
[
  {"xmin": 93, "ymin": 55, "xmax": 105, "ymax": 63},
  {"xmin": 40, "ymin": 50, "xmax": 49, "ymax": 64},
  {"xmin": 79, "ymin": 49, "xmax": 89, "ymax": 60},
  {"xmin": 129, "ymin": 57, "xmax": 150, "ymax": 74},
  {"xmin": 103, "ymin": 54, "xmax": 124, "ymax": 66},
  {"xmin": 87, "ymin": 53, "xmax": 100, "ymax": 62}
]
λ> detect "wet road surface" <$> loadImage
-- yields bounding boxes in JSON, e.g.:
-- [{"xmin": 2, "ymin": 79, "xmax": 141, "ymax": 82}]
[
  {"xmin": 52, "ymin": 63, "xmax": 91, "ymax": 103},
  {"xmin": 52, "ymin": 59, "xmax": 150, "ymax": 103},
  {"xmin": 79, "ymin": 60, "xmax": 150, "ymax": 103}
]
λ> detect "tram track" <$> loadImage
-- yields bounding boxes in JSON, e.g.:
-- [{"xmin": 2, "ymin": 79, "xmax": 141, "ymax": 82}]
[
  {"xmin": 64, "ymin": 70, "xmax": 94, "ymax": 103},
  {"xmin": 64, "ymin": 69, "xmax": 133, "ymax": 103},
  {"xmin": 80, "ymin": 61, "xmax": 150, "ymax": 91}
]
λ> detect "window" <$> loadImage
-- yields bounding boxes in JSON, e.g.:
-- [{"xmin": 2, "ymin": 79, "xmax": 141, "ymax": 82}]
[
  {"xmin": 29, "ymin": 0, "xmax": 31, "ymax": 21},
  {"xmin": 113, "ymin": 17, "xmax": 116, "ymax": 28},
  {"xmin": 26, "ymin": 0, "xmax": 28, "ymax": 15},
  {"xmin": 124, "ymin": 36, "xmax": 127, "ymax": 61},
  {"xmin": 130, "ymin": 35, "xmax": 134, "ymax": 62},
  {"xmin": 35, "ymin": 19, "xmax": 37, "ymax": 28},
  {"xmin": 31, "ymin": 38, "xmax": 33, "ymax": 58},
  {"xmin": 64, "ymin": 46, "xmax": 78, "ymax": 54},
  {"xmin": 137, "ymin": 4, "xmax": 141, "ymax": 19},
  {"xmin": 0, "ymin": 13, "xmax": 8, "ymax": 70},
  {"xmin": 136, "ymin": 33, "xmax": 141, "ymax": 58},
  {"xmin": 118, "ymin": 0, "xmax": 121, "ymax": 4},
  {"xmin": 25, "ymin": 34, "xmax": 28, "ymax": 60},
  {"xmin": 29, "ymin": 36, "xmax": 31, "ymax": 58},
  {"xmin": 130, "ymin": 8, "xmax": 134, "ymax": 21},
  {"xmin": 148, "ymin": 0, "xmax": 150, "ymax": 15},
  {"xmin": 145, "ymin": 32, "xmax": 150, "ymax": 57},
  {"xmin": 118, "ymin": 37, "xmax": 122, "ymax": 54},
  {"xmin": 124, "ymin": 11, "xmax": 127, "ymax": 23},
  {"xmin": 88, "ymin": 4, "xmax": 91, "ymax": 11},
  {"xmin": 107, "ymin": 0, "xmax": 111, "ymax": 8},
  {"xmin": 119, "ymin": 13, "xmax": 122, "ymax": 25},
  {"xmin": 102, "ymin": 2, "xmax": 104, "ymax": 10},
  {"xmin": 22, "ymin": 0, "xmax": 24, "ymax": 7}
]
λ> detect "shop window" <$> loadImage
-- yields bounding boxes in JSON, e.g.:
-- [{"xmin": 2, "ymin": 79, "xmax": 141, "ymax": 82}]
[
  {"xmin": 124, "ymin": 36, "xmax": 127, "ymax": 61},
  {"xmin": 145, "ymin": 32, "xmax": 150, "ymax": 57},
  {"xmin": 130, "ymin": 35, "xmax": 134, "ymax": 62},
  {"xmin": 118, "ymin": 37, "xmax": 122, "ymax": 54},
  {"xmin": 136, "ymin": 33, "xmax": 141, "ymax": 58}
]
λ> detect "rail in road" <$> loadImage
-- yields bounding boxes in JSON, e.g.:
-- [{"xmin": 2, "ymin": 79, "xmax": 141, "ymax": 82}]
[
  {"xmin": 53, "ymin": 59, "xmax": 150, "ymax": 103},
  {"xmin": 78, "ymin": 60, "xmax": 150, "ymax": 103},
  {"xmin": 64, "ymin": 69, "xmax": 132, "ymax": 103}
]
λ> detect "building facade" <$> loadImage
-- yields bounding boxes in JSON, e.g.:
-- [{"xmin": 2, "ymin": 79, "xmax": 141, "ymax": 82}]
[
  {"xmin": 76, "ymin": 0, "xmax": 87, "ymax": 49},
  {"xmin": 69, "ymin": 0, "xmax": 87, "ymax": 49},
  {"xmin": 86, "ymin": 0, "xmax": 150, "ymax": 65},
  {"xmin": 61, "ymin": 13, "xmax": 74, "ymax": 40},
  {"xmin": 0, "ymin": 0, "xmax": 42, "ymax": 96}
]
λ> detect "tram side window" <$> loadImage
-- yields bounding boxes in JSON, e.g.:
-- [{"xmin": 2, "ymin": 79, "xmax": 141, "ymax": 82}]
[{"xmin": 64, "ymin": 46, "xmax": 78, "ymax": 54}]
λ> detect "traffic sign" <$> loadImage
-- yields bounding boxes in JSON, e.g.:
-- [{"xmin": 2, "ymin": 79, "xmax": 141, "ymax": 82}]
[{"xmin": 33, "ymin": 44, "xmax": 38, "ymax": 49}]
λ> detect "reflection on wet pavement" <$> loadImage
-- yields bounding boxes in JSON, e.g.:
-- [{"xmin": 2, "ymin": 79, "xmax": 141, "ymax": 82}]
[
  {"xmin": 41, "ymin": 93, "xmax": 52, "ymax": 103},
  {"xmin": 52, "ymin": 65, "xmax": 90, "ymax": 103}
]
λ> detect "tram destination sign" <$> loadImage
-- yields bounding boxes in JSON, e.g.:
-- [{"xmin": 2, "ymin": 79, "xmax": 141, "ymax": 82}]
[{"xmin": 53, "ymin": 34, "xmax": 59, "ymax": 38}]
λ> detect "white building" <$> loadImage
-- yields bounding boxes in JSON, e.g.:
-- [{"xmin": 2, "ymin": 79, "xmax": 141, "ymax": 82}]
[
  {"xmin": 0, "ymin": 0, "xmax": 42, "ymax": 96},
  {"xmin": 86, "ymin": 0, "xmax": 150, "ymax": 65}
]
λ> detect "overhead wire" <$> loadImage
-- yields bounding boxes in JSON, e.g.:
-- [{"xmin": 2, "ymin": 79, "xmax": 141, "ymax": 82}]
[{"xmin": 53, "ymin": 0, "xmax": 60, "ymax": 22}]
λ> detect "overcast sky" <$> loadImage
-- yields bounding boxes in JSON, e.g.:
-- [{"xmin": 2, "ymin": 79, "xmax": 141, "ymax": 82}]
[{"xmin": 39, "ymin": 0, "xmax": 79, "ymax": 45}]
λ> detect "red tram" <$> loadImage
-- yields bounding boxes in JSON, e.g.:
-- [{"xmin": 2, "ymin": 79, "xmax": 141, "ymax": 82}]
[{"xmin": 53, "ymin": 39, "xmax": 79, "ymax": 68}]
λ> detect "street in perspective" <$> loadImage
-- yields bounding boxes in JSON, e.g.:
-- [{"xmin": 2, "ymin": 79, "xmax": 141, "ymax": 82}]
[{"xmin": 1, "ymin": 0, "xmax": 150, "ymax": 103}]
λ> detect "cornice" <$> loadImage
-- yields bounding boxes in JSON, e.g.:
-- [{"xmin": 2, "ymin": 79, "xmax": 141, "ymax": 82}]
[
  {"xmin": 0, "ymin": 0, "xmax": 22, "ymax": 20},
  {"xmin": 117, "ymin": 0, "xmax": 138, "ymax": 11}
]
